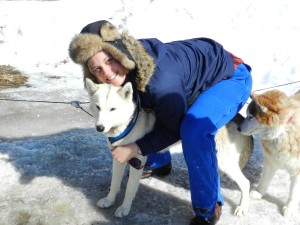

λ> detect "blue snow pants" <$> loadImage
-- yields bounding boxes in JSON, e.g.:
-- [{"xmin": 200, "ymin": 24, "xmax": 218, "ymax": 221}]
[{"xmin": 180, "ymin": 63, "xmax": 252, "ymax": 218}]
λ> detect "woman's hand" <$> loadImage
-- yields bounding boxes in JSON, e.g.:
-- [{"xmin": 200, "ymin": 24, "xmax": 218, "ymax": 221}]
[{"xmin": 111, "ymin": 143, "xmax": 140, "ymax": 164}]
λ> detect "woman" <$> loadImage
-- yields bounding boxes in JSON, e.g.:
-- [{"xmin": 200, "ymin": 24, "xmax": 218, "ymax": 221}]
[{"xmin": 69, "ymin": 20, "xmax": 252, "ymax": 225}]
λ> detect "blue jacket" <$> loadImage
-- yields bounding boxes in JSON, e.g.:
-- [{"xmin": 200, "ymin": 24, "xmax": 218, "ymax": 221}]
[
  {"xmin": 129, "ymin": 38, "xmax": 235, "ymax": 155},
  {"xmin": 68, "ymin": 21, "xmax": 236, "ymax": 155}
]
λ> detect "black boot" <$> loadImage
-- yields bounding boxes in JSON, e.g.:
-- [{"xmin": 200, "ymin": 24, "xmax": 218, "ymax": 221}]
[
  {"xmin": 142, "ymin": 162, "xmax": 172, "ymax": 178},
  {"xmin": 190, "ymin": 203, "xmax": 222, "ymax": 225},
  {"xmin": 142, "ymin": 151, "xmax": 172, "ymax": 178}
]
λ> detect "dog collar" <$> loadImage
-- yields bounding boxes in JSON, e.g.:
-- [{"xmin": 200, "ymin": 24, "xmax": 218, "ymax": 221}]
[{"xmin": 108, "ymin": 95, "xmax": 141, "ymax": 144}]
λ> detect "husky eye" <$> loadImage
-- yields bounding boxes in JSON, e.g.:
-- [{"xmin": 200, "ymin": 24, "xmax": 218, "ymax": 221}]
[{"xmin": 110, "ymin": 108, "xmax": 116, "ymax": 112}]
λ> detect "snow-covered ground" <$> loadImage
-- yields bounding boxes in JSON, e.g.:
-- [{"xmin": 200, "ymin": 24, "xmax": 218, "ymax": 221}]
[{"xmin": 0, "ymin": 0, "xmax": 299, "ymax": 224}]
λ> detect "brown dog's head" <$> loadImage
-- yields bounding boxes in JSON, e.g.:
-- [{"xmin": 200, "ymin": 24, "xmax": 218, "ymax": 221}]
[{"xmin": 248, "ymin": 90, "xmax": 290, "ymax": 126}]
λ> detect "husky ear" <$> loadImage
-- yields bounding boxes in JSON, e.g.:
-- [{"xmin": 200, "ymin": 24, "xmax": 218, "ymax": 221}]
[
  {"xmin": 85, "ymin": 78, "xmax": 99, "ymax": 95},
  {"xmin": 252, "ymin": 93, "xmax": 268, "ymax": 113},
  {"xmin": 119, "ymin": 82, "xmax": 133, "ymax": 101},
  {"xmin": 250, "ymin": 92, "xmax": 257, "ymax": 100}
]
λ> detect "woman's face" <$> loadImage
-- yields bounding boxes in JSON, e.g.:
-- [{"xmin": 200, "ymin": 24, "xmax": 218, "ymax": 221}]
[{"xmin": 87, "ymin": 51, "xmax": 128, "ymax": 86}]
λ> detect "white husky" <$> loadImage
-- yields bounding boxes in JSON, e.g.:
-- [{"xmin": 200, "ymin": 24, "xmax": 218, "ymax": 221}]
[
  {"xmin": 238, "ymin": 89, "xmax": 300, "ymax": 217},
  {"xmin": 85, "ymin": 78, "xmax": 253, "ymax": 218}
]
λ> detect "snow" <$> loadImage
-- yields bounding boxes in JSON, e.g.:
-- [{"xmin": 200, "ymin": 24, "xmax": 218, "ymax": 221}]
[{"xmin": 0, "ymin": 0, "xmax": 299, "ymax": 224}]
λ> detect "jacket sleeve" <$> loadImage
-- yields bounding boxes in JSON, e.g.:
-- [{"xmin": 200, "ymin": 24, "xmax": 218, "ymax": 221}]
[{"xmin": 135, "ymin": 72, "xmax": 186, "ymax": 155}]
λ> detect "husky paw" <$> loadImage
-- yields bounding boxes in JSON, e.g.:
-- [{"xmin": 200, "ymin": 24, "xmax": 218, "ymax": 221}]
[
  {"xmin": 234, "ymin": 205, "xmax": 247, "ymax": 217},
  {"xmin": 250, "ymin": 190, "xmax": 262, "ymax": 200},
  {"xmin": 282, "ymin": 206, "xmax": 296, "ymax": 217},
  {"xmin": 97, "ymin": 197, "xmax": 115, "ymax": 208},
  {"xmin": 115, "ymin": 205, "xmax": 130, "ymax": 218}
]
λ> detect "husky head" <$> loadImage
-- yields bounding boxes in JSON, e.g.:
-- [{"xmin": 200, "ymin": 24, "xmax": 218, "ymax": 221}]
[
  {"xmin": 85, "ymin": 78, "xmax": 136, "ymax": 137},
  {"xmin": 238, "ymin": 89, "xmax": 293, "ymax": 139}
]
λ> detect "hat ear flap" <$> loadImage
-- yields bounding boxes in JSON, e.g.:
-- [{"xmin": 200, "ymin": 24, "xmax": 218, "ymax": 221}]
[{"xmin": 100, "ymin": 22, "xmax": 120, "ymax": 41}]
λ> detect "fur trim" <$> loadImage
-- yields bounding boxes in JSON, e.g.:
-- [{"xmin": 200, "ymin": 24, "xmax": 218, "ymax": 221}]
[
  {"xmin": 68, "ymin": 21, "xmax": 155, "ymax": 92},
  {"xmin": 69, "ymin": 33, "xmax": 135, "ymax": 84},
  {"xmin": 100, "ymin": 22, "xmax": 120, "ymax": 41},
  {"xmin": 69, "ymin": 34, "xmax": 103, "ymax": 65},
  {"xmin": 122, "ymin": 31, "xmax": 155, "ymax": 92},
  {"xmin": 69, "ymin": 33, "xmax": 135, "ymax": 69}
]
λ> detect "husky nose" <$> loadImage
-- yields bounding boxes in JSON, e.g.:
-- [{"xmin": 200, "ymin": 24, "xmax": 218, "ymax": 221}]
[
  {"xmin": 237, "ymin": 126, "xmax": 241, "ymax": 132},
  {"xmin": 96, "ymin": 125, "xmax": 105, "ymax": 132}
]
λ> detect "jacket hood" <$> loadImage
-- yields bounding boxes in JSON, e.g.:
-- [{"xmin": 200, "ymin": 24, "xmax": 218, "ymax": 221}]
[{"xmin": 68, "ymin": 20, "xmax": 155, "ymax": 92}]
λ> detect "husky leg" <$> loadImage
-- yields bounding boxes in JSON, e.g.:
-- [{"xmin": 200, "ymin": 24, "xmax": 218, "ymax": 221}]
[
  {"xmin": 250, "ymin": 157, "xmax": 277, "ymax": 200},
  {"xmin": 115, "ymin": 155, "xmax": 146, "ymax": 218},
  {"xmin": 97, "ymin": 158, "xmax": 126, "ymax": 208},
  {"xmin": 220, "ymin": 159, "xmax": 250, "ymax": 216},
  {"xmin": 231, "ymin": 170, "xmax": 250, "ymax": 216},
  {"xmin": 282, "ymin": 174, "xmax": 300, "ymax": 217}
]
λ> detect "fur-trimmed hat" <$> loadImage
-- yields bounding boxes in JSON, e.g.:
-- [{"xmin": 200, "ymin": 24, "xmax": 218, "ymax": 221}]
[{"xmin": 68, "ymin": 20, "xmax": 155, "ymax": 92}]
